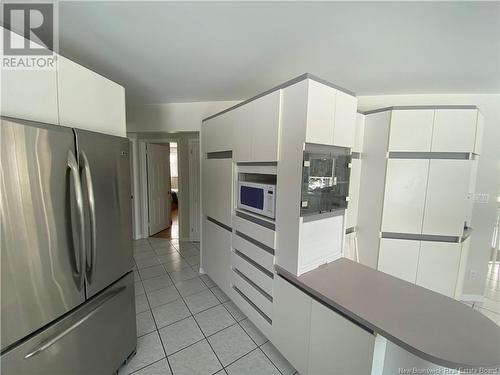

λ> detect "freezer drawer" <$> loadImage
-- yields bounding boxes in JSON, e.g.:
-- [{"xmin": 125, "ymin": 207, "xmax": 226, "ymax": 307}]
[{"xmin": 1, "ymin": 273, "xmax": 136, "ymax": 375}]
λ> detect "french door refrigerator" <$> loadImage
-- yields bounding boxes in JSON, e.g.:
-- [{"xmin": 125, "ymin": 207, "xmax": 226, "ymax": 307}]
[{"xmin": 0, "ymin": 117, "xmax": 136, "ymax": 374}]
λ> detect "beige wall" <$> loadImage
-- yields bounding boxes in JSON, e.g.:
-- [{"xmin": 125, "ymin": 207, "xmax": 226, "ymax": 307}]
[{"xmin": 358, "ymin": 94, "xmax": 500, "ymax": 297}]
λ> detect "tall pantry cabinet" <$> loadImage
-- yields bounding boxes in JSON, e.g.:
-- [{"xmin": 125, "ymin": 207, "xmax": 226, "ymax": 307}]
[{"xmin": 358, "ymin": 106, "xmax": 483, "ymax": 298}]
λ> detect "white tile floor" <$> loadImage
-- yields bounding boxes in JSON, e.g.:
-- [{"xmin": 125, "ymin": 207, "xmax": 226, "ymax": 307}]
[
  {"xmin": 462, "ymin": 262, "xmax": 500, "ymax": 326},
  {"xmin": 119, "ymin": 238, "xmax": 298, "ymax": 375}
]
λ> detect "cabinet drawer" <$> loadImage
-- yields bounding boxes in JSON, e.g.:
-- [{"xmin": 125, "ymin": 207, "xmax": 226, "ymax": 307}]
[
  {"xmin": 232, "ymin": 232, "xmax": 274, "ymax": 273},
  {"xmin": 378, "ymin": 239, "xmax": 420, "ymax": 283},
  {"xmin": 231, "ymin": 250, "xmax": 273, "ymax": 296},
  {"xmin": 229, "ymin": 285, "xmax": 272, "ymax": 339},
  {"xmin": 1, "ymin": 273, "xmax": 135, "ymax": 375},
  {"xmin": 233, "ymin": 213, "xmax": 276, "ymax": 249},
  {"xmin": 231, "ymin": 268, "xmax": 273, "ymax": 319}
]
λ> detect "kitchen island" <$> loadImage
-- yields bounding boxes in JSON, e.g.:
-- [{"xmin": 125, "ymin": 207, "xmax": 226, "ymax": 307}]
[{"xmin": 274, "ymin": 258, "xmax": 500, "ymax": 374}]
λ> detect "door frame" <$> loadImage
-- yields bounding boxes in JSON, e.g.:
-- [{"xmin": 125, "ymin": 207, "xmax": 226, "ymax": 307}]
[
  {"xmin": 137, "ymin": 137, "xmax": 182, "ymax": 239},
  {"xmin": 188, "ymin": 137, "xmax": 201, "ymax": 241}
]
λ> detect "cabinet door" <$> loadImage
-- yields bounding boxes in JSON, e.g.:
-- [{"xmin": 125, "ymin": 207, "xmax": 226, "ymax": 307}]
[
  {"xmin": 306, "ymin": 80, "xmax": 335, "ymax": 145},
  {"xmin": 202, "ymin": 111, "xmax": 234, "ymax": 154},
  {"xmin": 308, "ymin": 300, "xmax": 375, "ymax": 375},
  {"xmin": 202, "ymin": 158, "xmax": 233, "ymax": 227},
  {"xmin": 422, "ymin": 160, "xmax": 471, "ymax": 236},
  {"xmin": 333, "ymin": 90, "xmax": 357, "ymax": 148},
  {"xmin": 57, "ymin": 56, "xmax": 126, "ymax": 136},
  {"xmin": 232, "ymin": 104, "xmax": 252, "ymax": 162},
  {"xmin": 388, "ymin": 110, "xmax": 434, "ymax": 152},
  {"xmin": 353, "ymin": 112, "xmax": 365, "ymax": 153},
  {"xmin": 431, "ymin": 109, "xmax": 477, "ymax": 152},
  {"xmin": 251, "ymin": 91, "xmax": 281, "ymax": 162},
  {"xmin": 1, "ymin": 28, "xmax": 59, "ymax": 124},
  {"xmin": 416, "ymin": 242, "xmax": 461, "ymax": 297},
  {"xmin": 381, "ymin": 159, "xmax": 429, "ymax": 234},
  {"xmin": 378, "ymin": 239, "xmax": 420, "ymax": 283},
  {"xmin": 201, "ymin": 218, "xmax": 231, "ymax": 296},
  {"xmin": 272, "ymin": 276, "xmax": 312, "ymax": 375}
]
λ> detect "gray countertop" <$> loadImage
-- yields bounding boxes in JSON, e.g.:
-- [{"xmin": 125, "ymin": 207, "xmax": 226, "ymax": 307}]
[{"xmin": 276, "ymin": 258, "xmax": 500, "ymax": 369}]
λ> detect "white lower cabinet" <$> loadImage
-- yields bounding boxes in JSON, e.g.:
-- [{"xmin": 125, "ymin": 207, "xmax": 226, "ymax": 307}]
[
  {"xmin": 272, "ymin": 276, "xmax": 312, "ymax": 375},
  {"xmin": 308, "ymin": 300, "xmax": 375, "ymax": 375},
  {"xmin": 378, "ymin": 239, "xmax": 420, "ymax": 283},
  {"xmin": 201, "ymin": 218, "xmax": 231, "ymax": 296},
  {"xmin": 416, "ymin": 241, "xmax": 461, "ymax": 298}
]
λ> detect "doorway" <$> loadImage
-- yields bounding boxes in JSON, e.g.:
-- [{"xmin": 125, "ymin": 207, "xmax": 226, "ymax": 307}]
[{"xmin": 150, "ymin": 142, "xmax": 179, "ymax": 239}]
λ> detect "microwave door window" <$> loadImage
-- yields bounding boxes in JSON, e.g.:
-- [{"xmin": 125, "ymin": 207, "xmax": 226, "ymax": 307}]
[{"xmin": 241, "ymin": 186, "xmax": 264, "ymax": 210}]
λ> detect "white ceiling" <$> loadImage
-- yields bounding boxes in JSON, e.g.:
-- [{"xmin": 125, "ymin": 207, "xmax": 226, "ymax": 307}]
[{"xmin": 57, "ymin": 1, "xmax": 500, "ymax": 104}]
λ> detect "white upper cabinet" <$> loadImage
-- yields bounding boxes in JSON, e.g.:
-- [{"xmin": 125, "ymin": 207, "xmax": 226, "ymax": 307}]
[
  {"xmin": 251, "ymin": 91, "xmax": 281, "ymax": 162},
  {"xmin": 306, "ymin": 80, "xmax": 335, "ymax": 145},
  {"xmin": 422, "ymin": 160, "xmax": 472, "ymax": 236},
  {"xmin": 431, "ymin": 109, "xmax": 477, "ymax": 152},
  {"xmin": 381, "ymin": 159, "xmax": 429, "ymax": 234},
  {"xmin": 232, "ymin": 104, "xmax": 252, "ymax": 161},
  {"xmin": 57, "ymin": 56, "xmax": 126, "ymax": 136},
  {"xmin": 474, "ymin": 112, "xmax": 484, "ymax": 155},
  {"xmin": 332, "ymin": 90, "xmax": 357, "ymax": 148},
  {"xmin": 305, "ymin": 80, "xmax": 356, "ymax": 148},
  {"xmin": 202, "ymin": 110, "xmax": 234, "ymax": 154},
  {"xmin": 353, "ymin": 112, "xmax": 365, "ymax": 153},
  {"xmin": 232, "ymin": 91, "xmax": 281, "ymax": 162},
  {"xmin": 1, "ymin": 28, "xmax": 59, "ymax": 124},
  {"xmin": 388, "ymin": 110, "xmax": 434, "ymax": 152}
]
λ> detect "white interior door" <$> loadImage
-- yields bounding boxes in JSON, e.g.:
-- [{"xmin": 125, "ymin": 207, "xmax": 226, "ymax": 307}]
[
  {"xmin": 147, "ymin": 143, "xmax": 171, "ymax": 236},
  {"xmin": 189, "ymin": 139, "xmax": 201, "ymax": 241}
]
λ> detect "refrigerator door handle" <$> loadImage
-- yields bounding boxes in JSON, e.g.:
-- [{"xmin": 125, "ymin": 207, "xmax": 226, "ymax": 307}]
[
  {"xmin": 67, "ymin": 150, "xmax": 86, "ymax": 291},
  {"xmin": 81, "ymin": 151, "xmax": 97, "ymax": 283},
  {"xmin": 23, "ymin": 286, "xmax": 126, "ymax": 359}
]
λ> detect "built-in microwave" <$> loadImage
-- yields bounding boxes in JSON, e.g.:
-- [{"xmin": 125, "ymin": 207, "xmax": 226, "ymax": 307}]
[{"xmin": 238, "ymin": 181, "xmax": 276, "ymax": 219}]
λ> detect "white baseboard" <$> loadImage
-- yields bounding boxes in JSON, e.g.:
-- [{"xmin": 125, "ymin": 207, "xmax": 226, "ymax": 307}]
[{"xmin": 460, "ymin": 294, "xmax": 485, "ymax": 303}]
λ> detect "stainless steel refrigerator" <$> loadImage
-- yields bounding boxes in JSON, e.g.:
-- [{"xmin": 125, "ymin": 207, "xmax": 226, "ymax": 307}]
[{"xmin": 0, "ymin": 117, "xmax": 136, "ymax": 374}]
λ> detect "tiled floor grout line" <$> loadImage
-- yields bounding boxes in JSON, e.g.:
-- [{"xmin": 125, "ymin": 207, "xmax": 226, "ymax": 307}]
[
  {"xmin": 132, "ymin": 238, "xmax": 299, "ymax": 374},
  {"xmin": 167, "ymin": 265, "xmax": 227, "ymax": 375},
  {"xmin": 139, "ymin": 240, "xmax": 176, "ymax": 375}
]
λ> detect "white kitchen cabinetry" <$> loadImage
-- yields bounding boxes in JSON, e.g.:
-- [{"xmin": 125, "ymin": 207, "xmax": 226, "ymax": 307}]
[
  {"xmin": 273, "ymin": 276, "xmax": 312, "ymax": 375},
  {"xmin": 416, "ymin": 242, "xmax": 462, "ymax": 297},
  {"xmin": 388, "ymin": 110, "xmax": 434, "ymax": 152},
  {"xmin": 378, "ymin": 238, "xmax": 420, "ymax": 283},
  {"xmin": 345, "ymin": 158, "xmax": 362, "ymax": 229},
  {"xmin": 201, "ymin": 218, "xmax": 231, "ymax": 296},
  {"xmin": 1, "ymin": 27, "xmax": 59, "ymax": 124},
  {"xmin": 332, "ymin": 90, "xmax": 357, "ymax": 148},
  {"xmin": 308, "ymin": 300, "xmax": 375, "ymax": 375},
  {"xmin": 358, "ymin": 106, "xmax": 482, "ymax": 299},
  {"xmin": 381, "ymin": 159, "xmax": 429, "ymax": 234},
  {"xmin": 233, "ymin": 91, "xmax": 281, "ymax": 162},
  {"xmin": 201, "ymin": 158, "xmax": 233, "ymax": 227},
  {"xmin": 305, "ymin": 80, "xmax": 356, "ymax": 148},
  {"xmin": 431, "ymin": 109, "xmax": 477, "ymax": 152},
  {"xmin": 57, "ymin": 56, "xmax": 126, "ymax": 137},
  {"xmin": 422, "ymin": 160, "xmax": 472, "ymax": 237}
]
